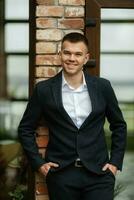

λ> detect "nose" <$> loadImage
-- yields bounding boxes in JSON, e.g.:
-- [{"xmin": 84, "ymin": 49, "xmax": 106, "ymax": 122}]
[{"xmin": 69, "ymin": 54, "xmax": 75, "ymax": 61}]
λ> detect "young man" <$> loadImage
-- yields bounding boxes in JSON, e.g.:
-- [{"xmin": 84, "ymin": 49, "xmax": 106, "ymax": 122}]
[{"xmin": 18, "ymin": 32, "xmax": 127, "ymax": 200}]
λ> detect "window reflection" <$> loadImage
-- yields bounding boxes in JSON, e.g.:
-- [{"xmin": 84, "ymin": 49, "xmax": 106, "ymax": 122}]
[
  {"xmin": 5, "ymin": 0, "xmax": 29, "ymax": 19},
  {"xmin": 0, "ymin": 1, "xmax": 29, "ymax": 140},
  {"xmin": 101, "ymin": 8, "xmax": 134, "ymax": 20},
  {"xmin": 100, "ymin": 54, "xmax": 134, "ymax": 102},
  {"xmin": 101, "ymin": 24, "xmax": 134, "ymax": 52},
  {"xmin": 5, "ymin": 23, "xmax": 29, "ymax": 52},
  {"xmin": 100, "ymin": 8, "xmax": 134, "ymax": 134},
  {"xmin": 0, "ymin": 101, "xmax": 27, "ymax": 139},
  {"xmin": 0, "ymin": 0, "xmax": 29, "ymax": 198},
  {"xmin": 7, "ymin": 55, "xmax": 28, "ymax": 98}
]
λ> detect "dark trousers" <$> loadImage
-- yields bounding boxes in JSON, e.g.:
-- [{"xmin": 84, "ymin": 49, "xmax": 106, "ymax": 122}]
[{"xmin": 46, "ymin": 164, "xmax": 115, "ymax": 200}]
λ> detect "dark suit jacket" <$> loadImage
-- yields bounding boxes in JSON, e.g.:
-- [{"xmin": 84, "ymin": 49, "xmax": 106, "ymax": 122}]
[{"xmin": 18, "ymin": 71, "xmax": 127, "ymax": 174}]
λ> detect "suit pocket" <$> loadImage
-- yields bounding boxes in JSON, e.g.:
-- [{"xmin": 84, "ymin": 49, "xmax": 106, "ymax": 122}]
[
  {"xmin": 45, "ymin": 168, "xmax": 52, "ymax": 180},
  {"xmin": 107, "ymin": 168, "xmax": 116, "ymax": 180}
]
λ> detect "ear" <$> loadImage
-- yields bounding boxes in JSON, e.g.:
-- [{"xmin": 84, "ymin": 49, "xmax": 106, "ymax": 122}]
[{"xmin": 84, "ymin": 53, "xmax": 90, "ymax": 65}]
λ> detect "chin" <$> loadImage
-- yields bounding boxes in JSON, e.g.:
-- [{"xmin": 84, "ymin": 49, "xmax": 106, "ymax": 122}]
[{"xmin": 64, "ymin": 68, "xmax": 75, "ymax": 73}]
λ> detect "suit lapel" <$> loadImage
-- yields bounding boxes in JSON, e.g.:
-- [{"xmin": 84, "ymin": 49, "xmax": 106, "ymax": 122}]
[
  {"xmin": 51, "ymin": 71, "xmax": 62, "ymax": 110},
  {"xmin": 80, "ymin": 72, "xmax": 98, "ymax": 129},
  {"xmin": 51, "ymin": 71, "xmax": 77, "ymax": 128},
  {"xmin": 85, "ymin": 72, "xmax": 98, "ymax": 113}
]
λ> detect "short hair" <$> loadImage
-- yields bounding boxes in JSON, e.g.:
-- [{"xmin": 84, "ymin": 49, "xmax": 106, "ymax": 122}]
[{"xmin": 61, "ymin": 32, "xmax": 89, "ymax": 51}]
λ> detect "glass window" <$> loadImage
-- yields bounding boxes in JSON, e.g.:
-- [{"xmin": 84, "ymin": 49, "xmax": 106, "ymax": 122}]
[
  {"xmin": 100, "ymin": 55, "xmax": 134, "ymax": 83},
  {"xmin": 5, "ymin": 0, "xmax": 29, "ymax": 20},
  {"xmin": 0, "ymin": 100, "xmax": 27, "ymax": 138},
  {"xmin": 5, "ymin": 23, "xmax": 29, "ymax": 52},
  {"xmin": 0, "ymin": 0, "xmax": 30, "ymax": 198},
  {"xmin": 100, "ymin": 55, "xmax": 134, "ymax": 102},
  {"xmin": 101, "ymin": 8, "xmax": 134, "ymax": 20},
  {"xmin": 9, "ymin": 101, "xmax": 27, "ymax": 137},
  {"xmin": 101, "ymin": 23, "xmax": 134, "ymax": 52},
  {"xmin": 7, "ymin": 55, "xmax": 29, "ymax": 98},
  {"xmin": 100, "ymin": 8, "xmax": 134, "ymax": 135}
]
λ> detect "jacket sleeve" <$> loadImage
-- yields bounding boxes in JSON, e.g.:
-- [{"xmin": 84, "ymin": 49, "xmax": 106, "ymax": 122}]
[
  {"xmin": 104, "ymin": 80, "xmax": 127, "ymax": 170},
  {"xmin": 18, "ymin": 84, "xmax": 46, "ymax": 171}
]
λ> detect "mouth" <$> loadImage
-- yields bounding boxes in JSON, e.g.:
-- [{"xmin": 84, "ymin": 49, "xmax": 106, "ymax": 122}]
[{"xmin": 66, "ymin": 62, "xmax": 77, "ymax": 67}]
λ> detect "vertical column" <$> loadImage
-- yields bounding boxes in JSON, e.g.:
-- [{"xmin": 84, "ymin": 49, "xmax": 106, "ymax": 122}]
[{"xmin": 35, "ymin": 0, "xmax": 85, "ymax": 199}]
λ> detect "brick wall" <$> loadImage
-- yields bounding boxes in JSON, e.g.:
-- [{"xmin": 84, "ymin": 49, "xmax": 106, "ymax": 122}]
[{"xmin": 35, "ymin": 0, "xmax": 85, "ymax": 199}]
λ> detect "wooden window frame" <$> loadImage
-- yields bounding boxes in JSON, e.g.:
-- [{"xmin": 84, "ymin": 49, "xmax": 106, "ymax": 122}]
[
  {"xmin": 0, "ymin": 0, "xmax": 31, "ymax": 101},
  {"xmin": 0, "ymin": 0, "xmax": 6, "ymax": 98},
  {"xmin": 85, "ymin": 0, "xmax": 134, "ymax": 76},
  {"xmin": 27, "ymin": 1, "xmax": 36, "ymax": 199},
  {"xmin": 29, "ymin": 0, "xmax": 36, "ymax": 96}
]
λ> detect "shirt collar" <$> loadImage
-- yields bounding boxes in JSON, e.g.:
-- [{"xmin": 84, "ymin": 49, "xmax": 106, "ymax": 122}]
[{"xmin": 62, "ymin": 71, "xmax": 87, "ymax": 90}]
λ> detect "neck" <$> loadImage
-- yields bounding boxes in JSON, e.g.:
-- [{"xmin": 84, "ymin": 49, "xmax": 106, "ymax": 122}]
[{"xmin": 63, "ymin": 71, "xmax": 83, "ymax": 89}]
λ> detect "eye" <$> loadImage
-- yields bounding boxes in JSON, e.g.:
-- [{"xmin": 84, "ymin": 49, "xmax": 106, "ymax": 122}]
[
  {"xmin": 77, "ymin": 53, "xmax": 82, "ymax": 56},
  {"xmin": 63, "ymin": 50, "xmax": 71, "ymax": 55},
  {"xmin": 75, "ymin": 53, "xmax": 83, "ymax": 57}
]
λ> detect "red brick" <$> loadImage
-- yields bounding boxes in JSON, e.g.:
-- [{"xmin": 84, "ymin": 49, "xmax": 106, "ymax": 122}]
[
  {"xmin": 36, "ymin": 29, "xmax": 63, "ymax": 41},
  {"xmin": 35, "ymin": 172, "xmax": 46, "ymax": 182},
  {"xmin": 36, "ymin": 55, "xmax": 61, "ymax": 66},
  {"xmin": 35, "ymin": 0, "xmax": 86, "ymax": 199},
  {"xmin": 36, "ymin": 6, "xmax": 64, "ymax": 17},
  {"xmin": 36, "ymin": 42, "xmax": 57, "ymax": 54},
  {"xmin": 36, "ymin": 18, "xmax": 57, "ymax": 28},
  {"xmin": 59, "ymin": 0, "xmax": 85, "ymax": 6},
  {"xmin": 36, "ymin": 195, "xmax": 49, "ymax": 200},
  {"xmin": 36, "ymin": 135, "xmax": 49, "ymax": 148},
  {"xmin": 65, "ymin": 6, "xmax": 84, "ymax": 17},
  {"xmin": 36, "ymin": 126, "xmax": 49, "ymax": 136},
  {"xmin": 36, "ymin": 66, "xmax": 58, "ymax": 77},
  {"xmin": 36, "ymin": 0, "xmax": 56, "ymax": 5},
  {"xmin": 36, "ymin": 183, "xmax": 48, "ymax": 195},
  {"xmin": 58, "ymin": 19, "xmax": 84, "ymax": 29}
]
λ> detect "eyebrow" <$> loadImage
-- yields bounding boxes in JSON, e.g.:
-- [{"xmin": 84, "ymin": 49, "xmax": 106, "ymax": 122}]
[{"xmin": 62, "ymin": 49, "xmax": 83, "ymax": 54}]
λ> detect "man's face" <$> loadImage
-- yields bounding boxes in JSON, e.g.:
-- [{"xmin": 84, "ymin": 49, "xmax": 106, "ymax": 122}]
[{"xmin": 59, "ymin": 41, "xmax": 89, "ymax": 76}]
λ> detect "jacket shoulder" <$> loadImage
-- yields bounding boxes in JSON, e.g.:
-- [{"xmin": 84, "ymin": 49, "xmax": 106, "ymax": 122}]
[
  {"xmin": 86, "ymin": 73, "xmax": 111, "ymax": 86},
  {"xmin": 35, "ymin": 72, "xmax": 60, "ymax": 89},
  {"xmin": 85, "ymin": 73, "xmax": 113, "ymax": 95}
]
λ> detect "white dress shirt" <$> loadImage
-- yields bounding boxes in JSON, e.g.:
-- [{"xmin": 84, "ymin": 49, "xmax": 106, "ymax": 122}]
[{"xmin": 62, "ymin": 73, "xmax": 92, "ymax": 129}]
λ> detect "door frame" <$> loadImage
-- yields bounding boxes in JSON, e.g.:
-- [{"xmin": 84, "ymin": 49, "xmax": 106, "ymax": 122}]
[{"xmin": 85, "ymin": 0, "xmax": 134, "ymax": 76}]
